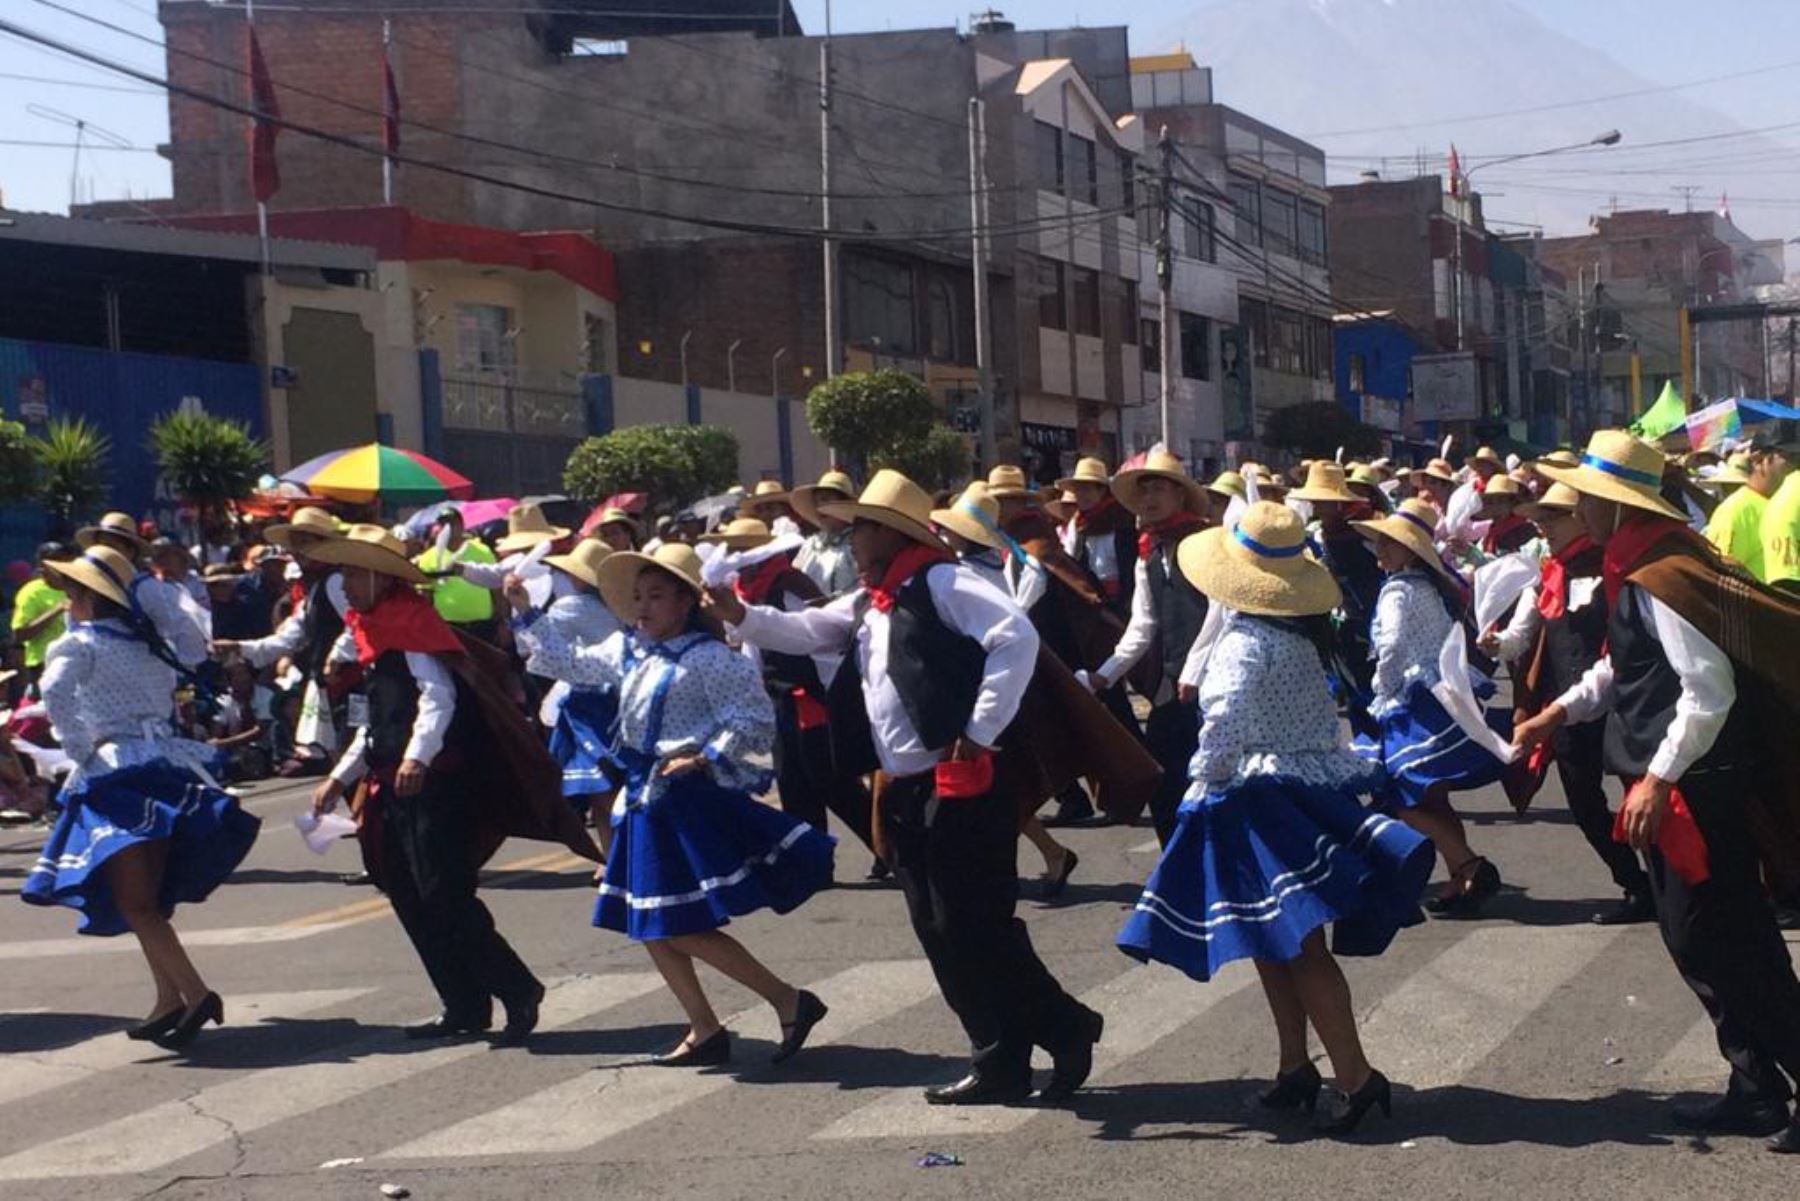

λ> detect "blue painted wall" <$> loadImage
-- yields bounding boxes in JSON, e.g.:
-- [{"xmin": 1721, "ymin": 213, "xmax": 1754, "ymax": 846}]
[{"xmin": 1333, "ymin": 319, "xmax": 1416, "ymax": 422}]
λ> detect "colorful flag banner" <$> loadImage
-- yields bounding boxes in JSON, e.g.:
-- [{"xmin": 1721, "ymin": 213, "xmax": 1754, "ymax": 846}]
[
  {"xmin": 1684, "ymin": 397, "xmax": 1742, "ymax": 453},
  {"xmin": 1630, "ymin": 380, "xmax": 1686, "ymax": 441},
  {"xmin": 247, "ymin": 27, "xmax": 281, "ymax": 202}
]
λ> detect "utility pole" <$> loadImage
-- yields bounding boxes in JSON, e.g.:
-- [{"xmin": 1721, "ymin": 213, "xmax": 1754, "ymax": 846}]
[
  {"xmin": 967, "ymin": 97, "xmax": 996, "ymax": 469},
  {"xmin": 1452, "ymin": 179, "xmax": 1465, "ymax": 352},
  {"xmin": 819, "ymin": 9, "xmax": 839, "ymax": 381},
  {"xmin": 1156, "ymin": 126, "xmax": 1175, "ymax": 450},
  {"xmin": 1788, "ymin": 317, "xmax": 1796, "ymax": 401}
]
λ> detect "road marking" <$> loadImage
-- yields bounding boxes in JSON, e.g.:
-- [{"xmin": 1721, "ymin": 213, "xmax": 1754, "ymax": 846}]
[
  {"xmin": 1128, "ymin": 838, "xmax": 1161, "ymax": 854},
  {"xmin": 1644, "ymin": 1014, "xmax": 1724, "ymax": 1087},
  {"xmin": 1354, "ymin": 924, "xmax": 1626, "ymax": 1093},
  {"xmin": 0, "ymin": 972, "xmax": 661, "ymax": 1181},
  {"xmin": 814, "ymin": 959, "xmax": 1259, "ymax": 1140},
  {"xmin": 379, "ymin": 958, "xmax": 941, "ymax": 1160},
  {"xmin": 0, "ymin": 989, "xmax": 373, "ymax": 1108}
]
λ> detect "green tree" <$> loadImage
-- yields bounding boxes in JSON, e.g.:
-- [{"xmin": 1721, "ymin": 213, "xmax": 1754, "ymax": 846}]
[
  {"xmin": 804, "ymin": 370, "xmax": 935, "ymax": 468},
  {"xmin": 0, "ymin": 418, "xmax": 35, "ymax": 504},
  {"xmin": 563, "ymin": 423, "xmax": 741, "ymax": 512},
  {"xmin": 871, "ymin": 425, "xmax": 973, "ymax": 493},
  {"xmin": 148, "ymin": 410, "xmax": 270, "ymax": 532},
  {"xmin": 1261, "ymin": 401, "xmax": 1383, "ymax": 461},
  {"xmin": 30, "ymin": 417, "xmax": 111, "ymax": 537}
]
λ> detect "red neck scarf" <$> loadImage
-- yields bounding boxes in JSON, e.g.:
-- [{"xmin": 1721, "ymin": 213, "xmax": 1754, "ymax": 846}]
[
  {"xmin": 344, "ymin": 586, "xmax": 464, "ymax": 666},
  {"xmin": 733, "ymin": 553, "xmax": 792, "ymax": 606},
  {"xmin": 1481, "ymin": 512, "xmax": 1529, "ymax": 555},
  {"xmin": 1601, "ymin": 516, "xmax": 1706, "ymax": 609},
  {"xmin": 865, "ymin": 542, "xmax": 952, "ymax": 613},
  {"xmin": 1074, "ymin": 494, "xmax": 1118, "ymax": 532},
  {"xmin": 1137, "ymin": 512, "xmax": 1206, "ymax": 561},
  {"xmin": 1535, "ymin": 534, "xmax": 1596, "ymax": 620}
]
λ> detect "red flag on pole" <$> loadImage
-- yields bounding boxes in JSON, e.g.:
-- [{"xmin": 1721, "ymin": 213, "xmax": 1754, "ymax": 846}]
[
  {"xmin": 1447, "ymin": 144, "xmax": 1461, "ymax": 198},
  {"xmin": 247, "ymin": 27, "xmax": 281, "ymax": 203},
  {"xmin": 382, "ymin": 41, "xmax": 401, "ymax": 157}
]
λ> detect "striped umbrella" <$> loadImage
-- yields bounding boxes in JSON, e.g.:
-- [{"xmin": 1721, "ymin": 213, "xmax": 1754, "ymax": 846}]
[{"xmin": 280, "ymin": 443, "xmax": 475, "ymax": 504}]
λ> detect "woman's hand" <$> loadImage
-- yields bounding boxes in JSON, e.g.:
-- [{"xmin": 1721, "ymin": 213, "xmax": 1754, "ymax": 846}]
[
  {"xmin": 502, "ymin": 574, "xmax": 532, "ymax": 616},
  {"xmin": 1512, "ymin": 703, "xmax": 1565, "ymax": 755},
  {"xmin": 657, "ymin": 751, "xmax": 709, "ymax": 779}
]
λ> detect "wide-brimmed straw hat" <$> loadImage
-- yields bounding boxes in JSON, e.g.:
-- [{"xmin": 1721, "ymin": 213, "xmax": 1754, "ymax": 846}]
[
  {"xmin": 544, "ymin": 539, "xmax": 613, "ymax": 590},
  {"xmin": 264, "ymin": 506, "xmax": 345, "ymax": 549},
  {"xmin": 1054, "ymin": 456, "xmax": 1111, "ymax": 492},
  {"xmin": 1353, "ymin": 498, "xmax": 1459, "ymax": 584},
  {"xmin": 1530, "ymin": 449, "xmax": 1581, "ymax": 472},
  {"xmin": 739, "ymin": 479, "xmax": 791, "ymax": 516},
  {"xmin": 986, "ymin": 465, "xmax": 1033, "ymax": 500},
  {"xmin": 1419, "ymin": 458, "xmax": 1458, "ymax": 485},
  {"xmin": 74, "ymin": 512, "xmax": 148, "ymax": 556},
  {"xmin": 1178, "ymin": 502, "xmax": 1340, "ymax": 618},
  {"xmin": 788, "ymin": 470, "xmax": 857, "ymax": 527},
  {"xmin": 1243, "ymin": 465, "xmax": 1288, "ymax": 496},
  {"xmin": 596, "ymin": 543, "xmax": 705, "ymax": 620},
  {"xmin": 697, "ymin": 516, "xmax": 774, "ymax": 551},
  {"xmin": 496, "ymin": 502, "xmax": 571, "ymax": 555},
  {"xmin": 1535, "ymin": 430, "xmax": 1685, "ymax": 522},
  {"xmin": 1480, "ymin": 474, "xmax": 1522, "ymax": 499},
  {"xmin": 592, "ymin": 507, "xmax": 642, "ymax": 539},
  {"xmin": 1043, "ymin": 490, "xmax": 1077, "ymax": 524},
  {"xmin": 1289, "ymin": 461, "xmax": 1359, "ymax": 504},
  {"xmin": 818, "ymin": 469, "xmax": 944, "ymax": 549},
  {"xmin": 44, "ymin": 545, "xmax": 135, "ymax": 608},
  {"xmin": 1347, "ymin": 464, "xmax": 1384, "ymax": 494},
  {"xmin": 202, "ymin": 562, "xmax": 248, "ymax": 585},
  {"xmin": 294, "ymin": 523, "xmax": 429, "ymax": 585},
  {"xmin": 931, "ymin": 487, "xmax": 1005, "ymax": 551},
  {"xmin": 1472, "ymin": 446, "xmax": 1504, "ymax": 469},
  {"xmin": 1207, "ymin": 470, "xmax": 1246, "ymax": 502},
  {"xmin": 1517, "ymin": 482, "xmax": 1581, "ymax": 522},
  {"xmin": 1113, "ymin": 450, "xmax": 1208, "ymax": 516}
]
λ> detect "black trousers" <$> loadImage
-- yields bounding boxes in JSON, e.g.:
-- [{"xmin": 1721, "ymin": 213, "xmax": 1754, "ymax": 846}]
[
  {"xmin": 771, "ymin": 696, "xmax": 875, "ymax": 854},
  {"xmin": 1650, "ymin": 765, "xmax": 1800, "ymax": 1103},
  {"xmin": 1144, "ymin": 699, "xmax": 1200, "ymax": 846},
  {"xmin": 379, "ymin": 775, "xmax": 539, "ymax": 1022},
  {"xmin": 883, "ymin": 774, "xmax": 1095, "ymax": 1081},
  {"xmin": 1556, "ymin": 722, "xmax": 1651, "ymax": 898}
]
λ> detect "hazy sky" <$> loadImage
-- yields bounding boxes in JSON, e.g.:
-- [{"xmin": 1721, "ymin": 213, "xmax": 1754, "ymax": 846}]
[{"xmin": 4, "ymin": 0, "xmax": 1799, "ymax": 233}]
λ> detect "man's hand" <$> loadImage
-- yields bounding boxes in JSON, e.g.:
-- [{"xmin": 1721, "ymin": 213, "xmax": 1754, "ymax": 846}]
[
  {"xmin": 1074, "ymin": 669, "xmax": 1103, "ymax": 695},
  {"xmin": 502, "ymin": 574, "xmax": 532, "ymax": 615},
  {"xmin": 312, "ymin": 775, "xmax": 346, "ymax": 816},
  {"xmin": 1512, "ymin": 703, "xmax": 1566, "ymax": 755},
  {"xmin": 395, "ymin": 759, "xmax": 427, "ymax": 797},
  {"xmin": 1177, "ymin": 682, "xmax": 1198, "ymax": 705},
  {"xmin": 702, "ymin": 586, "xmax": 746, "ymax": 626},
  {"xmin": 1476, "ymin": 630, "xmax": 1501, "ymax": 657},
  {"xmin": 1621, "ymin": 775, "xmax": 1673, "ymax": 852}
]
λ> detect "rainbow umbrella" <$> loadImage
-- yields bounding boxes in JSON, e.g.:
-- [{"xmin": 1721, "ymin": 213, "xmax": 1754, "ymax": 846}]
[{"xmin": 280, "ymin": 443, "xmax": 475, "ymax": 504}]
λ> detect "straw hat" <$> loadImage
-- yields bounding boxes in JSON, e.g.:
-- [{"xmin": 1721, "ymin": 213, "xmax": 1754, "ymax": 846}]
[
  {"xmin": 44, "ymin": 545, "xmax": 135, "ymax": 608},
  {"xmin": 1054, "ymin": 456, "xmax": 1111, "ymax": 492},
  {"xmin": 202, "ymin": 562, "xmax": 247, "ymax": 585},
  {"xmin": 1207, "ymin": 470, "xmax": 1246, "ymax": 502},
  {"xmin": 1043, "ymin": 490, "xmax": 1077, "ymax": 524},
  {"xmin": 1289, "ymin": 461, "xmax": 1359, "ymax": 504},
  {"xmin": 931, "ymin": 487, "xmax": 1005, "ymax": 551},
  {"xmin": 740, "ymin": 479, "xmax": 791, "ymax": 516},
  {"xmin": 264, "ymin": 506, "xmax": 345, "ymax": 549},
  {"xmin": 592, "ymin": 507, "xmax": 642, "ymax": 539},
  {"xmin": 1536, "ymin": 430, "xmax": 1685, "ymax": 522},
  {"xmin": 1419, "ymin": 458, "xmax": 1458, "ymax": 485},
  {"xmin": 1517, "ymin": 482, "xmax": 1581, "ymax": 522},
  {"xmin": 1347, "ymin": 464, "xmax": 1384, "ymax": 493},
  {"xmin": 596, "ymin": 543, "xmax": 706, "ymax": 620},
  {"xmin": 1704, "ymin": 462, "xmax": 1750, "ymax": 489},
  {"xmin": 496, "ymin": 502, "xmax": 571, "ymax": 555},
  {"xmin": 1533, "ymin": 449, "xmax": 1581, "ymax": 471},
  {"xmin": 1113, "ymin": 450, "xmax": 1208, "ymax": 516},
  {"xmin": 1352, "ymin": 499, "xmax": 1458, "ymax": 584},
  {"xmin": 1243, "ymin": 465, "xmax": 1288, "ymax": 496},
  {"xmin": 303, "ymin": 523, "xmax": 429, "ymax": 585},
  {"xmin": 788, "ymin": 470, "xmax": 857, "ymax": 527},
  {"xmin": 817, "ymin": 469, "xmax": 944, "ymax": 549},
  {"xmin": 697, "ymin": 516, "xmax": 775, "ymax": 551},
  {"xmin": 986, "ymin": 465, "xmax": 1033, "ymax": 499},
  {"xmin": 1178, "ymin": 502, "xmax": 1340, "ymax": 618},
  {"xmin": 1480, "ymin": 474, "xmax": 1521, "ymax": 498},
  {"xmin": 75, "ymin": 512, "xmax": 147, "ymax": 556},
  {"xmin": 544, "ymin": 539, "xmax": 613, "ymax": 590},
  {"xmin": 1472, "ymin": 446, "xmax": 1503, "ymax": 470}
]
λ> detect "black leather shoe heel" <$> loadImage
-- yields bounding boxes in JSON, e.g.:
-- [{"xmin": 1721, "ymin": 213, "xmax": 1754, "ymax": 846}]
[{"xmin": 1260, "ymin": 1062, "xmax": 1324, "ymax": 1113}]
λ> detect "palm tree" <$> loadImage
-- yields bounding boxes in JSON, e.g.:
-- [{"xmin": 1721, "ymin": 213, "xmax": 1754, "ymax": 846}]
[
  {"xmin": 148, "ymin": 411, "xmax": 270, "ymax": 538},
  {"xmin": 30, "ymin": 417, "xmax": 111, "ymax": 538}
]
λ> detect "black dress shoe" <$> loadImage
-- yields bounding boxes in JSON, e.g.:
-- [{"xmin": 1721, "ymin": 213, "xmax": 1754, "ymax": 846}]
[
  {"xmin": 493, "ymin": 983, "xmax": 545, "ymax": 1048},
  {"xmin": 404, "ymin": 1013, "xmax": 491, "ymax": 1041},
  {"xmin": 339, "ymin": 870, "xmax": 373, "ymax": 886},
  {"xmin": 127, "ymin": 1008, "xmax": 185, "ymax": 1042},
  {"xmin": 771, "ymin": 990, "xmax": 828, "ymax": 1064},
  {"xmin": 1038, "ymin": 1008, "xmax": 1104, "ymax": 1104},
  {"xmin": 152, "ymin": 992, "xmax": 224, "ymax": 1051},
  {"xmin": 655, "ymin": 1027, "xmax": 731, "ymax": 1067},
  {"xmin": 1042, "ymin": 796, "xmax": 1096, "ymax": 829},
  {"xmin": 1041, "ymin": 849, "xmax": 1080, "ymax": 900},
  {"xmin": 1313, "ymin": 1069, "xmax": 1393, "ymax": 1136},
  {"xmin": 1671, "ymin": 1092, "xmax": 1791, "ymax": 1136},
  {"xmin": 865, "ymin": 858, "xmax": 892, "ymax": 882},
  {"xmin": 1259, "ymin": 1061, "xmax": 1324, "ymax": 1113},
  {"xmin": 924, "ymin": 1073, "xmax": 1032, "ymax": 1107},
  {"xmin": 1593, "ymin": 893, "xmax": 1656, "ymax": 926},
  {"xmin": 1769, "ymin": 1119, "xmax": 1800, "ymax": 1154}
]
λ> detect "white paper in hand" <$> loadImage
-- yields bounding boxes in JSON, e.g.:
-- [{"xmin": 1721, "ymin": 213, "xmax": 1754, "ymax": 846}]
[
  {"xmin": 294, "ymin": 811, "xmax": 359, "ymax": 855},
  {"xmin": 1472, "ymin": 550, "xmax": 1540, "ymax": 634},
  {"xmin": 1429, "ymin": 625, "xmax": 1517, "ymax": 764}
]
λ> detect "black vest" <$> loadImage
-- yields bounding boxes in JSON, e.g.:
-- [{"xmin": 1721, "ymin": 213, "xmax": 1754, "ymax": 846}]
[
  {"xmin": 297, "ymin": 575, "xmax": 347, "ymax": 682},
  {"xmin": 759, "ymin": 572, "xmax": 825, "ymax": 699},
  {"xmin": 1071, "ymin": 520, "xmax": 1138, "ymax": 618},
  {"xmin": 1537, "ymin": 544, "xmax": 1608, "ymax": 700},
  {"xmin": 361, "ymin": 649, "xmax": 465, "ymax": 771},
  {"xmin": 1602, "ymin": 583, "xmax": 1747, "ymax": 779},
  {"xmin": 1145, "ymin": 542, "xmax": 1209, "ymax": 689},
  {"xmin": 825, "ymin": 563, "xmax": 988, "ymax": 775}
]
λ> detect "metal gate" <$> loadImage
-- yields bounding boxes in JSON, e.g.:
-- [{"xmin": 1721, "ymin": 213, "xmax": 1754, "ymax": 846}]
[{"xmin": 440, "ymin": 374, "xmax": 586, "ymax": 498}]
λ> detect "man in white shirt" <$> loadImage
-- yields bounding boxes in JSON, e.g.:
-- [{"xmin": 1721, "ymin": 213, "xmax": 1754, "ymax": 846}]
[{"xmin": 1517, "ymin": 431, "xmax": 1800, "ymax": 1154}]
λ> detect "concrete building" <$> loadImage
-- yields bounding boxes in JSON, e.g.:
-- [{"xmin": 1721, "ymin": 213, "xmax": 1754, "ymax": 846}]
[{"xmin": 1332, "ymin": 313, "xmax": 1415, "ymax": 454}]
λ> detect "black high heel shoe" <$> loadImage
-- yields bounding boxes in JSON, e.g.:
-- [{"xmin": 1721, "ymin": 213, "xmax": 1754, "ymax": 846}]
[
  {"xmin": 126, "ymin": 1008, "xmax": 184, "ymax": 1043},
  {"xmin": 152, "ymin": 992, "xmax": 224, "ymax": 1051},
  {"xmin": 1313, "ymin": 1069, "xmax": 1393, "ymax": 1136},
  {"xmin": 654, "ymin": 1027, "xmax": 731, "ymax": 1067},
  {"xmin": 1259, "ymin": 1061, "xmax": 1324, "ymax": 1112}
]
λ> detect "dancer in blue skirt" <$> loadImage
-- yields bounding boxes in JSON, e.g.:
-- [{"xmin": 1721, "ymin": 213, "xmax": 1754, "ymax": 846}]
[
  {"xmin": 1350, "ymin": 498, "xmax": 1510, "ymax": 917},
  {"xmin": 505, "ymin": 544, "xmax": 834, "ymax": 1068},
  {"xmin": 1118, "ymin": 503, "xmax": 1431, "ymax": 1136},
  {"xmin": 21, "ymin": 545, "xmax": 260, "ymax": 1050}
]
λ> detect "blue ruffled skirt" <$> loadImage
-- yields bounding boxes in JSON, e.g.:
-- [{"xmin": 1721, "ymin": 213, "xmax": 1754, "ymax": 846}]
[
  {"xmin": 1353, "ymin": 679, "xmax": 1512, "ymax": 809},
  {"xmin": 547, "ymin": 686, "xmax": 620, "ymax": 805},
  {"xmin": 21, "ymin": 761, "xmax": 261, "ymax": 937},
  {"xmin": 1117, "ymin": 774, "xmax": 1433, "ymax": 982},
  {"xmin": 593, "ymin": 773, "xmax": 836, "ymax": 942}
]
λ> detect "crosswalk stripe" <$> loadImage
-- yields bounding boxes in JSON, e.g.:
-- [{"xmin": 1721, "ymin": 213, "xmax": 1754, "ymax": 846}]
[
  {"xmin": 0, "ymin": 989, "xmax": 374, "ymax": 1110},
  {"xmin": 0, "ymin": 972, "xmax": 662, "ymax": 1181},
  {"xmin": 0, "ymin": 923, "xmax": 366, "ymax": 961},
  {"xmin": 379, "ymin": 958, "xmax": 942, "ymax": 1161},
  {"xmin": 814, "ymin": 959, "xmax": 1259, "ymax": 1140},
  {"xmin": 1644, "ymin": 1014, "xmax": 1723, "ymax": 1086},
  {"xmin": 1128, "ymin": 838, "xmax": 1161, "ymax": 854},
  {"xmin": 1353, "ymin": 924, "xmax": 1626, "ymax": 1093}
]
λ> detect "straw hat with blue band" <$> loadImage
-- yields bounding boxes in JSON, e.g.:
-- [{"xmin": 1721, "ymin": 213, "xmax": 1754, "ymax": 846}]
[
  {"xmin": 1352, "ymin": 498, "xmax": 1462, "ymax": 585},
  {"xmin": 44, "ymin": 545, "xmax": 135, "ymax": 608},
  {"xmin": 1178, "ymin": 501, "xmax": 1339, "ymax": 618},
  {"xmin": 74, "ymin": 512, "xmax": 148, "ymax": 557},
  {"xmin": 932, "ymin": 485, "xmax": 1030, "ymax": 561},
  {"xmin": 1535, "ymin": 429, "xmax": 1685, "ymax": 522}
]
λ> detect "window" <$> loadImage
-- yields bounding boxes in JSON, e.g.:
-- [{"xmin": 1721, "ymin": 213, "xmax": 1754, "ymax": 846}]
[
  {"xmin": 1348, "ymin": 351, "xmax": 1366, "ymax": 393},
  {"xmin": 1038, "ymin": 257, "xmax": 1066, "ymax": 330},
  {"xmin": 1309, "ymin": 316, "xmax": 1333, "ymax": 381},
  {"xmin": 1069, "ymin": 135, "xmax": 1098, "ymax": 206},
  {"xmin": 1270, "ymin": 306, "xmax": 1306, "ymax": 375},
  {"xmin": 1263, "ymin": 189, "xmax": 1297, "ymax": 258},
  {"xmin": 1118, "ymin": 151, "xmax": 1137, "ymax": 210},
  {"xmin": 1298, "ymin": 200, "xmax": 1326, "ymax": 265},
  {"xmin": 1140, "ymin": 317, "xmax": 1161, "ymax": 372},
  {"xmin": 584, "ymin": 312, "xmax": 609, "ymax": 374},
  {"xmin": 1179, "ymin": 312, "xmax": 1210, "ymax": 380},
  {"xmin": 570, "ymin": 38, "xmax": 629, "ymax": 57},
  {"xmin": 1035, "ymin": 121, "xmax": 1064, "ymax": 195},
  {"xmin": 926, "ymin": 277, "xmax": 958, "ymax": 361},
  {"xmin": 1120, "ymin": 279, "xmax": 1139, "ymax": 343},
  {"xmin": 1183, "ymin": 201, "xmax": 1215, "ymax": 262},
  {"xmin": 1242, "ymin": 298, "xmax": 1270, "ymax": 367},
  {"xmin": 844, "ymin": 253, "xmax": 917, "ymax": 354},
  {"xmin": 454, "ymin": 304, "xmax": 516, "ymax": 376},
  {"xmin": 1071, "ymin": 266, "xmax": 1101, "ymax": 336},
  {"xmin": 1229, "ymin": 174, "xmax": 1261, "ymax": 247}
]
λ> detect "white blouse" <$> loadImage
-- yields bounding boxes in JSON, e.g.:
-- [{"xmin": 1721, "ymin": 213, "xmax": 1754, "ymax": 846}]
[
  {"xmin": 519, "ymin": 591, "xmax": 621, "ymax": 681},
  {"xmin": 1369, "ymin": 569, "xmax": 1456, "ymax": 716},
  {"xmin": 40, "ymin": 620, "xmax": 210, "ymax": 785}
]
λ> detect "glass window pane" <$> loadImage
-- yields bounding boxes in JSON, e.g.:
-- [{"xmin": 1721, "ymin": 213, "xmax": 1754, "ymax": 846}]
[{"xmin": 1038, "ymin": 257, "xmax": 1066, "ymax": 331}]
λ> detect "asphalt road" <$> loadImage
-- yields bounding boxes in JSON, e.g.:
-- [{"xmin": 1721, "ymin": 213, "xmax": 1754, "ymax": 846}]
[{"xmin": 2, "ymin": 770, "xmax": 1797, "ymax": 1201}]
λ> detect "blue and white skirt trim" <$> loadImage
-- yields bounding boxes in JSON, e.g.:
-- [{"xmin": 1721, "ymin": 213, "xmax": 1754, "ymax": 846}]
[
  {"xmin": 1353, "ymin": 679, "xmax": 1512, "ymax": 810},
  {"xmin": 1117, "ymin": 773, "xmax": 1432, "ymax": 981}
]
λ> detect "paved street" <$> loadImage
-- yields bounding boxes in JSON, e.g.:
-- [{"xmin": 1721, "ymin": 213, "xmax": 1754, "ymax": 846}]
[{"xmin": 2, "ymin": 773, "xmax": 1797, "ymax": 1201}]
